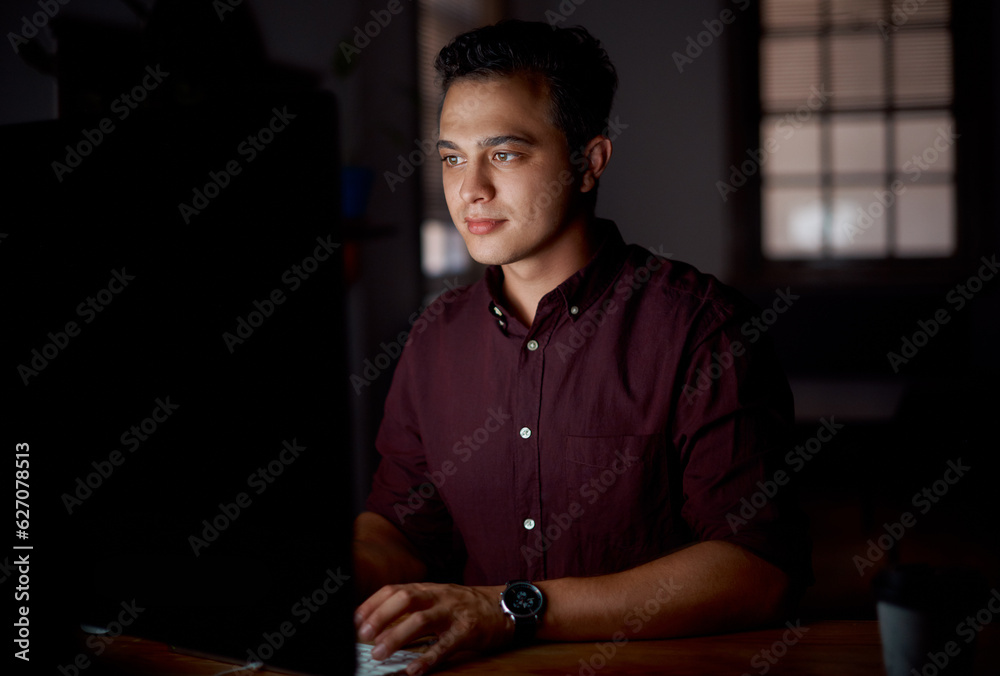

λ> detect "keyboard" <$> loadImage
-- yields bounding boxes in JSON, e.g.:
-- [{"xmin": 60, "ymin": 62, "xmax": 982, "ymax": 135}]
[{"xmin": 355, "ymin": 642, "xmax": 422, "ymax": 676}]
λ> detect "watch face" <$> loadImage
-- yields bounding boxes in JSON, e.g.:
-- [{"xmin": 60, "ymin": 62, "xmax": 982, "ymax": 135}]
[{"xmin": 504, "ymin": 582, "xmax": 543, "ymax": 616}]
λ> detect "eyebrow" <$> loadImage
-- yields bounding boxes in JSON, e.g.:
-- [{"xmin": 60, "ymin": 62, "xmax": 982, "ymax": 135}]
[{"xmin": 437, "ymin": 134, "xmax": 537, "ymax": 151}]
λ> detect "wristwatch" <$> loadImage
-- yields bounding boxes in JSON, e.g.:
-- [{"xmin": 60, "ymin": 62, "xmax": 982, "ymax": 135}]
[{"xmin": 499, "ymin": 579, "xmax": 545, "ymax": 644}]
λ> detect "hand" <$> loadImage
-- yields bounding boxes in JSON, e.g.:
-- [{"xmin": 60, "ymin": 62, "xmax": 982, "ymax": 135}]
[{"xmin": 354, "ymin": 582, "xmax": 514, "ymax": 675}]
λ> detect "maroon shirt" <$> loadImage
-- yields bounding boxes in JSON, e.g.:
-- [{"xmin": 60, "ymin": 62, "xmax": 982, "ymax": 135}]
[{"xmin": 366, "ymin": 220, "xmax": 812, "ymax": 588}]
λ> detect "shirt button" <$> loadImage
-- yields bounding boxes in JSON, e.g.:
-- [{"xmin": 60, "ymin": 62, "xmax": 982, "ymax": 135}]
[
  {"xmin": 519, "ymin": 427, "xmax": 531, "ymax": 439},
  {"xmin": 569, "ymin": 305, "xmax": 580, "ymax": 315},
  {"xmin": 498, "ymin": 319, "xmax": 506, "ymax": 328},
  {"xmin": 492, "ymin": 306, "xmax": 503, "ymax": 317},
  {"xmin": 523, "ymin": 518, "xmax": 535, "ymax": 530},
  {"xmin": 526, "ymin": 339, "xmax": 539, "ymax": 351}
]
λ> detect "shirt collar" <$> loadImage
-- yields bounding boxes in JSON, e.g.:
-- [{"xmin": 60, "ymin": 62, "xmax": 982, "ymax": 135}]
[{"xmin": 483, "ymin": 219, "xmax": 629, "ymax": 330}]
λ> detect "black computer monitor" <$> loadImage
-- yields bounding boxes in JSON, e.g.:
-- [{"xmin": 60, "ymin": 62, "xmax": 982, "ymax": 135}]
[{"xmin": 4, "ymin": 84, "xmax": 356, "ymax": 675}]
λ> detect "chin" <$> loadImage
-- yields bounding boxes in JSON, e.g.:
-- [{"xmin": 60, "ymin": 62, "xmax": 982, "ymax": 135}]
[
  {"xmin": 468, "ymin": 249, "xmax": 514, "ymax": 266},
  {"xmin": 463, "ymin": 237, "xmax": 518, "ymax": 267}
]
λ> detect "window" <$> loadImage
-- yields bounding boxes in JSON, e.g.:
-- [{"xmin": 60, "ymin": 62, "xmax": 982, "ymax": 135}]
[
  {"xmin": 759, "ymin": 0, "xmax": 955, "ymax": 261},
  {"xmin": 723, "ymin": 0, "xmax": 997, "ymax": 288}
]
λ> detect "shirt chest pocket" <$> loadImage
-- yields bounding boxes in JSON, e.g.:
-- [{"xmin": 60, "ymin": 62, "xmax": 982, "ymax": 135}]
[{"xmin": 561, "ymin": 432, "xmax": 674, "ymax": 548}]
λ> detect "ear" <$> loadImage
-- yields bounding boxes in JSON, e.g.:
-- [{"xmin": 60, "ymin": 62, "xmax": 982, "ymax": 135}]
[{"xmin": 578, "ymin": 135, "xmax": 613, "ymax": 194}]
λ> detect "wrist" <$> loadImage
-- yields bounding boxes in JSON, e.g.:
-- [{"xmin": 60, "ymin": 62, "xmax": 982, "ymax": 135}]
[{"xmin": 499, "ymin": 580, "xmax": 546, "ymax": 645}]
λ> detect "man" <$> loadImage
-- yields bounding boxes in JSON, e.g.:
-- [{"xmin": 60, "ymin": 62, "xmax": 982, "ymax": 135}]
[{"xmin": 353, "ymin": 20, "xmax": 811, "ymax": 675}]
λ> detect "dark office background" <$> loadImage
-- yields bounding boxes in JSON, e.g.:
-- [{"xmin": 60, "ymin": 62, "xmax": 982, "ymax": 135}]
[{"xmin": 2, "ymin": 0, "xmax": 998, "ymax": 664}]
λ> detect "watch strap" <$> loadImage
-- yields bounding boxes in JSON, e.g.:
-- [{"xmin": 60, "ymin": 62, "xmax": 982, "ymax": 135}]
[
  {"xmin": 512, "ymin": 614, "xmax": 537, "ymax": 644},
  {"xmin": 503, "ymin": 580, "xmax": 541, "ymax": 645}
]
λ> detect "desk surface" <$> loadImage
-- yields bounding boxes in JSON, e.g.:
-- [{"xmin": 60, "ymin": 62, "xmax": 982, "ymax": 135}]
[{"xmin": 93, "ymin": 620, "xmax": 999, "ymax": 675}]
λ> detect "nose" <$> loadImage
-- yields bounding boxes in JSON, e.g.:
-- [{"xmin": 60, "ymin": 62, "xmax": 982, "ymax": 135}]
[{"xmin": 459, "ymin": 159, "xmax": 495, "ymax": 204}]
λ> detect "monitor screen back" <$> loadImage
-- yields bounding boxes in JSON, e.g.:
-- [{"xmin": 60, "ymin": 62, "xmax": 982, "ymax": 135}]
[{"xmin": 3, "ymin": 87, "xmax": 356, "ymax": 675}]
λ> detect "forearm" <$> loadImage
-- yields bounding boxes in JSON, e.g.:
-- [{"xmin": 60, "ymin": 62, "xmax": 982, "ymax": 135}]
[
  {"xmin": 353, "ymin": 511, "xmax": 428, "ymax": 600},
  {"xmin": 535, "ymin": 540, "xmax": 794, "ymax": 641}
]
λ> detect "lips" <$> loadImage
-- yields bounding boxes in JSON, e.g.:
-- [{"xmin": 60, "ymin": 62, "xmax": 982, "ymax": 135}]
[{"xmin": 465, "ymin": 218, "xmax": 506, "ymax": 235}]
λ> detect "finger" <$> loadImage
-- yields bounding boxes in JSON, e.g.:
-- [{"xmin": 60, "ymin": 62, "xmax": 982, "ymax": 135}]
[
  {"xmin": 405, "ymin": 629, "xmax": 459, "ymax": 676},
  {"xmin": 406, "ymin": 654, "xmax": 433, "ymax": 676},
  {"xmin": 355, "ymin": 584, "xmax": 401, "ymax": 627},
  {"xmin": 371, "ymin": 608, "xmax": 438, "ymax": 660},
  {"xmin": 356, "ymin": 582, "xmax": 425, "ymax": 635},
  {"xmin": 360, "ymin": 586, "xmax": 429, "ymax": 642},
  {"xmin": 401, "ymin": 608, "xmax": 476, "ymax": 674}
]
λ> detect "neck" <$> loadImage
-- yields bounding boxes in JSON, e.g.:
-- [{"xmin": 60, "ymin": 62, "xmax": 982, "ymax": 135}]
[{"xmin": 501, "ymin": 216, "xmax": 601, "ymax": 327}]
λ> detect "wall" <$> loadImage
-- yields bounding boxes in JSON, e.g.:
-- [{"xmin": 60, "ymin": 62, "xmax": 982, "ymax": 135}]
[{"xmin": 510, "ymin": 0, "xmax": 737, "ymax": 278}]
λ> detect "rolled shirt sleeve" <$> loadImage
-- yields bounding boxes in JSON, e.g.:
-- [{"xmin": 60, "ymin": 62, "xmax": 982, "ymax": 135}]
[
  {"xmin": 364, "ymin": 339, "xmax": 462, "ymax": 580},
  {"xmin": 673, "ymin": 303, "xmax": 814, "ymax": 590}
]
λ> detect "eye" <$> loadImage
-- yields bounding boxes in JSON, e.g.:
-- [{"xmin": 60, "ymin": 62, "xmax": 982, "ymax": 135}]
[
  {"xmin": 441, "ymin": 155, "xmax": 464, "ymax": 167},
  {"xmin": 494, "ymin": 151, "xmax": 517, "ymax": 163}
]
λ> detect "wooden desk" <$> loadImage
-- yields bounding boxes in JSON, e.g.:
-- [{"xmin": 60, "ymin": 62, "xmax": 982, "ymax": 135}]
[{"xmin": 92, "ymin": 621, "xmax": 999, "ymax": 675}]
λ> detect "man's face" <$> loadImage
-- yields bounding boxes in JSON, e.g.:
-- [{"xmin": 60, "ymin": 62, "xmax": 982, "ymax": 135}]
[{"xmin": 437, "ymin": 73, "xmax": 581, "ymax": 267}]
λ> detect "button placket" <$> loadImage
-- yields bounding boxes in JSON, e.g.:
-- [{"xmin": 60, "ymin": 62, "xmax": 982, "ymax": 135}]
[{"xmin": 513, "ymin": 302, "xmax": 564, "ymax": 580}]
